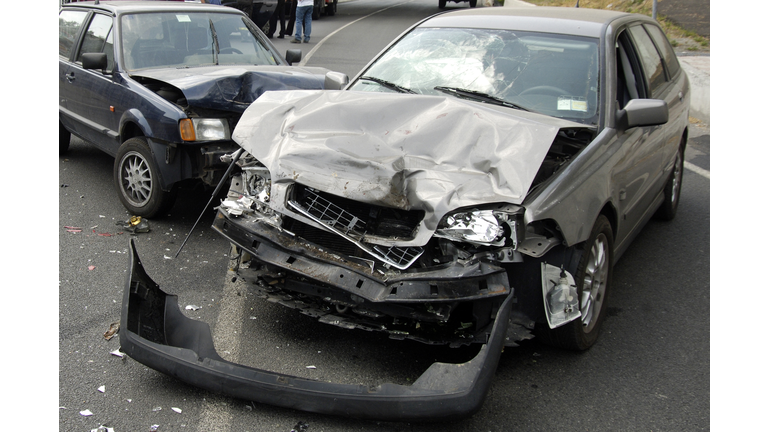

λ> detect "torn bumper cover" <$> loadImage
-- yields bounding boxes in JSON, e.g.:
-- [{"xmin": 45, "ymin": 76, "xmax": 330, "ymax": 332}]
[{"xmin": 120, "ymin": 238, "xmax": 514, "ymax": 421}]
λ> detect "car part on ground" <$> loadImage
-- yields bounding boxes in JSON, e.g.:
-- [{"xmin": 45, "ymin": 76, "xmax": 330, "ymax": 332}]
[{"xmin": 120, "ymin": 6, "xmax": 689, "ymax": 420}]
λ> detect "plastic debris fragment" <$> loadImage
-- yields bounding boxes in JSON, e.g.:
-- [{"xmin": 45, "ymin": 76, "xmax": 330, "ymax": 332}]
[
  {"xmin": 117, "ymin": 216, "xmax": 150, "ymax": 233},
  {"xmin": 152, "ymin": 406, "xmax": 162, "ymax": 412},
  {"xmin": 80, "ymin": 409, "xmax": 93, "ymax": 416},
  {"xmin": 306, "ymin": 365, "xmax": 316, "ymax": 369},
  {"xmin": 90, "ymin": 426, "xmax": 114, "ymax": 432},
  {"xmin": 98, "ymin": 385, "xmax": 106, "ymax": 393},
  {"xmin": 291, "ymin": 421, "xmax": 309, "ymax": 432},
  {"xmin": 172, "ymin": 407, "xmax": 182, "ymax": 413},
  {"xmin": 150, "ymin": 425, "xmax": 160, "ymax": 432},
  {"xmin": 88, "ymin": 265, "xmax": 96, "ymax": 271},
  {"xmin": 104, "ymin": 322, "xmax": 120, "ymax": 340},
  {"xmin": 110, "ymin": 349, "xmax": 125, "ymax": 358},
  {"xmin": 185, "ymin": 305, "xmax": 202, "ymax": 311}
]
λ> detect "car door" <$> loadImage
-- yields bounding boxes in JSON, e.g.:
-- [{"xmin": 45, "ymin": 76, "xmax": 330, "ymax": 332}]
[
  {"xmin": 59, "ymin": 9, "xmax": 89, "ymax": 132},
  {"xmin": 62, "ymin": 12, "xmax": 123, "ymax": 156},
  {"xmin": 610, "ymin": 26, "xmax": 669, "ymax": 250}
]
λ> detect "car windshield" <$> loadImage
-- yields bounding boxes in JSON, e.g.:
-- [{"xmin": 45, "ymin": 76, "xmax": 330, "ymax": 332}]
[
  {"xmin": 349, "ymin": 28, "xmax": 600, "ymax": 124},
  {"xmin": 120, "ymin": 11, "xmax": 279, "ymax": 71}
]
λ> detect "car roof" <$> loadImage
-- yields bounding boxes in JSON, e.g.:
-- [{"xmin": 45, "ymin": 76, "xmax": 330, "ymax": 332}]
[
  {"xmin": 420, "ymin": 7, "xmax": 640, "ymax": 38},
  {"xmin": 61, "ymin": 1, "xmax": 238, "ymax": 15}
]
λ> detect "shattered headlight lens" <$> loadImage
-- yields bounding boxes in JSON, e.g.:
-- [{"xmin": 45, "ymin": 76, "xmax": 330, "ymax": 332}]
[
  {"xmin": 179, "ymin": 118, "xmax": 231, "ymax": 141},
  {"xmin": 435, "ymin": 208, "xmax": 523, "ymax": 247}
]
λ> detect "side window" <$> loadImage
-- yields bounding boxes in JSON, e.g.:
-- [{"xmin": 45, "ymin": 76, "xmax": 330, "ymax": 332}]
[
  {"xmin": 644, "ymin": 24, "xmax": 681, "ymax": 79},
  {"xmin": 78, "ymin": 14, "xmax": 115, "ymax": 71},
  {"xmin": 627, "ymin": 25, "xmax": 666, "ymax": 96},
  {"xmin": 59, "ymin": 10, "xmax": 88, "ymax": 58},
  {"xmin": 616, "ymin": 31, "xmax": 646, "ymax": 108}
]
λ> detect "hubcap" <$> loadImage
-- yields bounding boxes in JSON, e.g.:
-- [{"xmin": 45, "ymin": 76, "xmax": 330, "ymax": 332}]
[
  {"xmin": 119, "ymin": 151, "xmax": 152, "ymax": 207},
  {"xmin": 581, "ymin": 233, "xmax": 609, "ymax": 332},
  {"xmin": 671, "ymin": 151, "xmax": 683, "ymax": 205}
]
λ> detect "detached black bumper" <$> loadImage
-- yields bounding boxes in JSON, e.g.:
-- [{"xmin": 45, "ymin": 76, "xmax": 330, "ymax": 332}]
[{"xmin": 120, "ymin": 239, "xmax": 513, "ymax": 421}]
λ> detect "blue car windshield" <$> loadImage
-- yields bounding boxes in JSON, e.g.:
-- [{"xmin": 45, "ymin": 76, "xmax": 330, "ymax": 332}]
[
  {"xmin": 121, "ymin": 12, "xmax": 279, "ymax": 71},
  {"xmin": 349, "ymin": 28, "xmax": 600, "ymax": 124}
]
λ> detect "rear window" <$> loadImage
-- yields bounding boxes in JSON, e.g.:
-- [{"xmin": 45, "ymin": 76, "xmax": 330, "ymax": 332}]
[{"xmin": 644, "ymin": 24, "xmax": 681, "ymax": 78}]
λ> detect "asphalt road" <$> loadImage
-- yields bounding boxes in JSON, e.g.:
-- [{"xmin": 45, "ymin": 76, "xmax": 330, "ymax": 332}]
[{"xmin": 54, "ymin": 1, "xmax": 711, "ymax": 430}]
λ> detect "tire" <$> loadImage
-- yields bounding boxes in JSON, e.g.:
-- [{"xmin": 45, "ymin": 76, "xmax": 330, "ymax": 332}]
[
  {"xmin": 313, "ymin": 4, "xmax": 320, "ymax": 20},
  {"xmin": 326, "ymin": 0, "xmax": 336, "ymax": 16},
  {"xmin": 114, "ymin": 137, "xmax": 176, "ymax": 218},
  {"xmin": 439, "ymin": 0, "xmax": 446, "ymax": 8},
  {"xmin": 60, "ymin": 122, "xmax": 71, "ymax": 155},
  {"xmin": 469, "ymin": 0, "xmax": 477, "ymax": 7},
  {"xmin": 654, "ymin": 143, "xmax": 684, "ymax": 221},
  {"xmin": 538, "ymin": 215, "xmax": 613, "ymax": 351}
]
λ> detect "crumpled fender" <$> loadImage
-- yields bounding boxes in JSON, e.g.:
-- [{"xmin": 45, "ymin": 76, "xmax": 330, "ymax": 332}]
[{"xmin": 119, "ymin": 238, "xmax": 514, "ymax": 421}]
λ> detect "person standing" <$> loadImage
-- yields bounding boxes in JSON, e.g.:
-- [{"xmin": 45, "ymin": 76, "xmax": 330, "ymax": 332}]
[
  {"xmin": 267, "ymin": 0, "xmax": 287, "ymax": 39},
  {"xmin": 291, "ymin": 0, "xmax": 313, "ymax": 43}
]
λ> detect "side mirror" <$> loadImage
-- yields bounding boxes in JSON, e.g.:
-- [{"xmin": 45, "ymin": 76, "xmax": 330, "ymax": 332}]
[
  {"xmin": 617, "ymin": 99, "xmax": 668, "ymax": 130},
  {"xmin": 285, "ymin": 49, "xmax": 301, "ymax": 66},
  {"xmin": 82, "ymin": 52, "xmax": 109, "ymax": 73},
  {"xmin": 324, "ymin": 71, "xmax": 349, "ymax": 90}
]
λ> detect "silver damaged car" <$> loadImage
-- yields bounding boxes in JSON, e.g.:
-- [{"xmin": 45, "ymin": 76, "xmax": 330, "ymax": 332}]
[{"xmin": 120, "ymin": 7, "xmax": 690, "ymax": 420}]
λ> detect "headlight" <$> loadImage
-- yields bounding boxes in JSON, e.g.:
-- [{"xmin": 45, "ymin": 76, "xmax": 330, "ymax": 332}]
[
  {"xmin": 179, "ymin": 118, "xmax": 231, "ymax": 142},
  {"xmin": 435, "ymin": 208, "xmax": 523, "ymax": 248}
]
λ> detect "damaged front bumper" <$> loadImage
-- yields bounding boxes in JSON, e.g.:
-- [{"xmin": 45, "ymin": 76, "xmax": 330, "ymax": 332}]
[{"xmin": 120, "ymin": 238, "xmax": 514, "ymax": 421}]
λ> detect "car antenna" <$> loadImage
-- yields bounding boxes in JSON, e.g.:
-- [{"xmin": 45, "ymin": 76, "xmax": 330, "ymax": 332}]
[{"xmin": 174, "ymin": 148, "xmax": 244, "ymax": 258}]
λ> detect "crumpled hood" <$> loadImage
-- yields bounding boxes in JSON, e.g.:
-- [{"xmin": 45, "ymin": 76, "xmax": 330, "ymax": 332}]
[
  {"xmin": 132, "ymin": 66, "xmax": 327, "ymax": 113},
  {"xmin": 232, "ymin": 90, "xmax": 583, "ymax": 230}
]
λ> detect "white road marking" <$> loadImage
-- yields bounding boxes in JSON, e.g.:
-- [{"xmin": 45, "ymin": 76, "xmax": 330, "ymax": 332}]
[
  {"xmin": 301, "ymin": 0, "xmax": 416, "ymax": 66},
  {"xmin": 685, "ymin": 161, "xmax": 710, "ymax": 179}
]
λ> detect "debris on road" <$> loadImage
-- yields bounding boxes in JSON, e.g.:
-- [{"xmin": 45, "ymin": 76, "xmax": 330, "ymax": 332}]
[
  {"xmin": 171, "ymin": 407, "xmax": 182, "ymax": 414},
  {"xmin": 104, "ymin": 322, "xmax": 120, "ymax": 340},
  {"xmin": 90, "ymin": 426, "xmax": 114, "ymax": 432},
  {"xmin": 110, "ymin": 349, "xmax": 125, "ymax": 358},
  {"xmin": 64, "ymin": 226, "xmax": 82, "ymax": 233},
  {"xmin": 185, "ymin": 305, "xmax": 202, "ymax": 311},
  {"xmin": 291, "ymin": 421, "xmax": 309, "ymax": 432},
  {"xmin": 98, "ymin": 385, "xmax": 106, "ymax": 393},
  {"xmin": 80, "ymin": 409, "xmax": 93, "ymax": 416},
  {"xmin": 117, "ymin": 216, "xmax": 150, "ymax": 233}
]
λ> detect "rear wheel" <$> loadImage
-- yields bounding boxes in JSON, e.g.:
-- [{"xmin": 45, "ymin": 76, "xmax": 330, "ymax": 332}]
[
  {"xmin": 439, "ymin": 0, "xmax": 447, "ymax": 8},
  {"xmin": 469, "ymin": 0, "xmax": 477, "ymax": 7},
  {"xmin": 655, "ymin": 143, "xmax": 684, "ymax": 221},
  {"xmin": 538, "ymin": 215, "xmax": 613, "ymax": 350},
  {"xmin": 326, "ymin": 0, "xmax": 337, "ymax": 16},
  {"xmin": 59, "ymin": 122, "xmax": 71, "ymax": 155},
  {"xmin": 114, "ymin": 137, "xmax": 176, "ymax": 218}
]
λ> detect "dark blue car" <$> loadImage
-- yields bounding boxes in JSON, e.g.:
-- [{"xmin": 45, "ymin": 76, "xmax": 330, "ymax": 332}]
[{"xmin": 59, "ymin": 1, "xmax": 345, "ymax": 217}]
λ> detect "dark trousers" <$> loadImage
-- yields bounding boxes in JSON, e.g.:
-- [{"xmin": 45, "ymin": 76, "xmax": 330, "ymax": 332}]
[{"xmin": 267, "ymin": 0, "xmax": 286, "ymax": 37}]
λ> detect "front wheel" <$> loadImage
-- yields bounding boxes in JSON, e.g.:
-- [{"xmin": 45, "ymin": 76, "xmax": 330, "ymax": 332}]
[
  {"xmin": 114, "ymin": 137, "xmax": 176, "ymax": 218},
  {"xmin": 469, "ymin": 0, "xmax": 477, "ymax": 7},
  {"xmin": 439, "ymin": 0, "xmax": 447, "ymax": 8},
  {"xmin": 538, "ymin": 215, "xmax": 613, "ymax": 351}
]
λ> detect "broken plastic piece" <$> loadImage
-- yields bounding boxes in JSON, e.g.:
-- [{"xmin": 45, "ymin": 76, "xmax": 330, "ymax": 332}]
[
  {"xmin": 116, "ymin": 216, "xmax": 150, "ymax": 233},
  {"xmin": 79, "ymin": 409, "xmax": 93, "ymax": 416},
  {"xmin": 185, "ymin": 305, "xmax": 202, "ymax": 311},
  {"xmin": 98, "ymin": 385, "xmax": 105, "ymax": 393},
  {"xmin": 291, "ymin": 421, "xmax": 309, "ymax": 432},
  {"xmin": 150, "ymin": 425, "xmax": 160, "ymax": 432},
  {"xmin": 110, "ymin": 349, "xmax": 125, "ymax": 358},
  {"xmin": 172, "ymin": 407, "xmax": 182, "ymax": 413},
  {"xmin": 541, "ymin": 263, "xmax": 580, "ymax": 328}
]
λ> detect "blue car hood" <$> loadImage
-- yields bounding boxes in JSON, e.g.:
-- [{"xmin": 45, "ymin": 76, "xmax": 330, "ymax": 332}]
[{"xmin": 131, "ymin": 66, "xmax": 327, "ymax": 113}]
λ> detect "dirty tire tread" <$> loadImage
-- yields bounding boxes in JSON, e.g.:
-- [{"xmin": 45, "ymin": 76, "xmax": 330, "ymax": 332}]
[{"xmin": 60, "ymin": 122, "xmax": 71, "ymax": 155}]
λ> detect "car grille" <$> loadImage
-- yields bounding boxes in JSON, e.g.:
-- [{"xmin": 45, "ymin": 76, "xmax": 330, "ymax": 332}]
[{"xmin": 286, "ymin": 185, "xmax": 424, "ymax": 270}]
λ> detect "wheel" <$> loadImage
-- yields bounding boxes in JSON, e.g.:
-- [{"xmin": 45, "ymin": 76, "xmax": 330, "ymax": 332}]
[
  {"xmin": 326, "ymin": 0, "xmax": 336, "ymax": 16},
  {"xmin": 114, "ymin": 137, "xmax": 176, "ymax": 218},
  {"xmin": 438, "ymin": 0, "xmax": 446, "ymax": 8},
  {"xmin": 539, "ymin": 215, "xmax": 613, "ymax": 351},
  {"xmin": 313, "ymin": 4, "xmax": 320, "ymax": 20},
  {"xmin": 519, "ymin": 85, "xmax": 570, "ymax": 97},
  {"xmin": 655, "ymin": 143, "xmax": 684, "ymax": 221},
  {"xmin": 60, "ymin": 122, "xmax": 71, "ymax": 155},
  {"xmin": 469, "ymin": 0, "xmax": 477, "ymax": 7},
  {"xmin": 220, "ymin": 47, "xmax": 243, "ymax": 54}
]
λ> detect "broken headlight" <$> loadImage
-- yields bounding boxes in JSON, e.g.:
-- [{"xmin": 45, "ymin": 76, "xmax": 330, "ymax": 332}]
[
  {"xmin": 179, "ymin": 118, "xmax": 231, "ymax": 142},
  {"xmin": 435, "ymin": 208, "xmax": 523, "ymax": 248}
]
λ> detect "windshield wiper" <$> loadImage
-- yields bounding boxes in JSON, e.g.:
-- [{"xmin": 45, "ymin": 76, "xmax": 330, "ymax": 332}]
[
  {"xmin": 433, "ymin": 86, "xmax": 530, "ymax": 112},
  {"xmin": 360, "ymin": 76, "xmax": 416, "ymax": 94},
  {"xmin": 209, "ymin": 19, "xmax": 219, "ymax": 64}
]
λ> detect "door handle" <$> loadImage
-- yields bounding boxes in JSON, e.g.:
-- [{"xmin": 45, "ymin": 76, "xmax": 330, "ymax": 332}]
[
  {"xmin": 66, "ymin": 72, "xmax": 75, "ymax": 83},
  {"xmin": 678, "ymin": 91, "xmax": 684, "ymax": 102}
]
